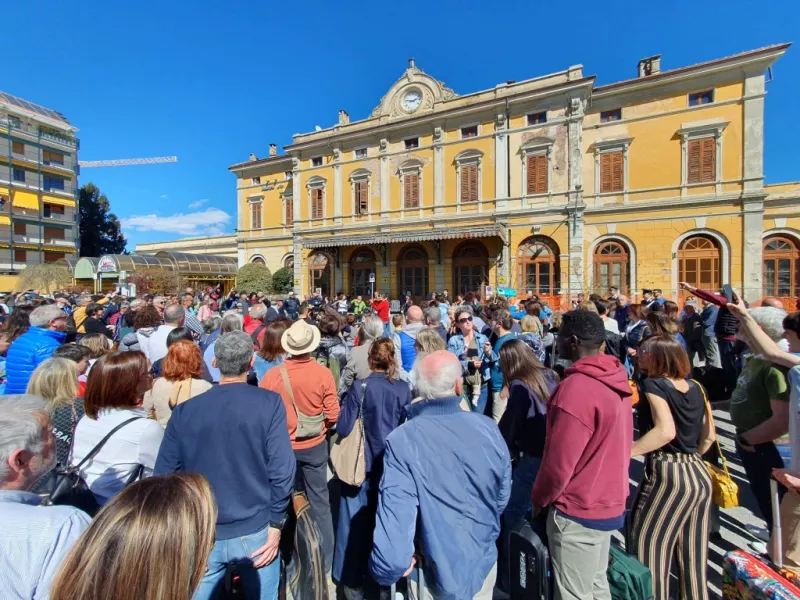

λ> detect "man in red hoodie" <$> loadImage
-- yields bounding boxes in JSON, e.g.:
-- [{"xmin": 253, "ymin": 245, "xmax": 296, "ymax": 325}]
[
  {"xmin": 371, "ymin": 292, "xmax": 391, "ymax": 337},
  {"xmin": 532, "ymin": 309, "xmax": 633, "ymax": 600}
]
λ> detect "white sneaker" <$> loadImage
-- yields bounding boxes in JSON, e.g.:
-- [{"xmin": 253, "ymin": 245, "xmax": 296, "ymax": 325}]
[
  {"xmin": 746, "ymin": 525, "xmax": 771, "ymax": 542},
  {"xmin": 749, "ymin": 540, "xmax": 769, "ymax": 555}
]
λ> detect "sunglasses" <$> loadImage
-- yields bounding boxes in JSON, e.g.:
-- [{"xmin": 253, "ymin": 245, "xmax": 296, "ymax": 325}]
[{"xmin": 458, "ymin": 316, "xmax": 473, "ymax": 324}]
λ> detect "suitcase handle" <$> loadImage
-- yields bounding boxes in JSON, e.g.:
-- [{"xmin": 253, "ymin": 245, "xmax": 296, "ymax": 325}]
[{"xmin": 771, "ymin": 478, "xmax": 783, "ymax": 569}]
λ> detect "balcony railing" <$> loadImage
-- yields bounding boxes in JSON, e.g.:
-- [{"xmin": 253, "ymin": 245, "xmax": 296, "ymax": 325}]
[
  {"xmin": 43, "ymin": 237, "xmax": 75, "ymax": 248},
  {"xmin": 43, "ymin": 211, "xmax": 75, "ymax": 222},
  {"xmin": 0, "ymin": 117, "xmax": 78, "ymax": 148}
]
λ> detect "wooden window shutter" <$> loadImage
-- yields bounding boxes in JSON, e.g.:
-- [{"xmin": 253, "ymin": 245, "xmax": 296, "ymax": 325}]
[
  {"xmin": 535, "ymin": 155, "xmax": 547, "ymax": 193},
  {"xmin": 356, "ymin": 181, "xmax": 368, "ymax": 214},
  {"xmin": 461, "ymin": 164, "xmax": 478, "ymax": 203},
  {"xmin": 687, "ymin": 139, "xmax": 702, "ymax": 184},
  {"xmin": 286, "ymin": 198, "xmax": 294, "ymax": 226},
  {"xmin": 526, "ymin": 156, "xmax": 536, "ymax": 194},
  {"xmin": 611, "ymin": 151, "xmax": 623, "ymax": 191},
  {"xmin": 701, "ymin": 137, "xmax": 715, "ymax": 182},
  {"xmin": 600, "ymin": 154, "xmax": 612, "ymax": 192},
  {"xmin": 404, "ymin": 174, "xmax": 419, "ymax": 208},
  {"xmin": 251, "ymin": 203, "xmax": 261, "ymax": 230},
  {"xmin": 312, "ymin": 189, "xmax": 323, "ymax": 219}
]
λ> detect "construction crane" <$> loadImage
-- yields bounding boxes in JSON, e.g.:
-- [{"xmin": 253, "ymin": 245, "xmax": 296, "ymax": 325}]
[{"xmin": 78, "ymin": 156, "xmax": 178, "ymax": 168}]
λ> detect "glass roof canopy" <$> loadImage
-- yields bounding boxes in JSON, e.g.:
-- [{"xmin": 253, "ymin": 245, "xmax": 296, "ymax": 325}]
[{"xmin": 94, "ymin": 252, "xmax": 238, "ymax": 276}]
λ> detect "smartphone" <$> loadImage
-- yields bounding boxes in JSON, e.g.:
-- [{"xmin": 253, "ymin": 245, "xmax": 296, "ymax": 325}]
[{"xmin": 722, "ymin": 284, "xmax": 734, "ymax": 303}]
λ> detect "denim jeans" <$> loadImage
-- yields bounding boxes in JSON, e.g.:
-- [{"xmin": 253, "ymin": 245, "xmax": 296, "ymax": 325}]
[
  {"xmin": 295, "ymin": 441, "xmax": 335, "ymax": 574},
  {"xmin": 463, "ymin": 383, "xmax": 489, "ymax": 416},
  {"xmin": 718, "ymin": 338, "xmax": 737, "ymax": 393},
  {"xmin": 736, "ymin": 439, "xmax": 785, "ymax": 530},
  {"xmin": 193, "ymin": 525, "xmax": 281, "ymax": 600}
]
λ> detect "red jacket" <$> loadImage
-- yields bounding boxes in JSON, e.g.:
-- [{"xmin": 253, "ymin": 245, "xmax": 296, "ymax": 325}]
[
  {"xmin": 372, "ymin": 299, "xmax": 390, "ymax": 323},
  {"xmin": 532, "ymin": 354, "xmax": 633, "ymax": 521}
]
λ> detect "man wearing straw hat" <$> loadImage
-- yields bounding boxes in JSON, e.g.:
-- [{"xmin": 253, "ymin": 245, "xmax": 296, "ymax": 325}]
[{"xmin": 261, "ymin": 320, "xmax": 340, "ymax": 577}]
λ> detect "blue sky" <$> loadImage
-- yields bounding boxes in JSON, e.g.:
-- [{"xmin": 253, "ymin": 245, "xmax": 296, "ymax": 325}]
[{"xmin": 5, "ymin": 1, "xmax": 799, "ymax": 250}]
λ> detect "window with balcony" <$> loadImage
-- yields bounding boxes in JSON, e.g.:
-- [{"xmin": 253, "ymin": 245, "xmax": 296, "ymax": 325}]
[
  {"xmin": 13, "ymin": 168, "xmax": 25, "ymax": 182},
  {"xmin": 461, "ymin": 126, "xmax": 478, "ymax": 139},
  {"xmin": 600, "ymin": 109, "xmax": 622, "ymax": 123},
  {"xmin": 527, "ymin": 112, "xmax": 547, "ymax": 126},
  {"xmin": 14, "ymin": 223, "xmax": 26, "ymax": 235},
  {"xmin": 44, "ymin": 227, "xmax": 64, "ymax": 241},
  {"xmin": 42, "ymin": 149, "xmax": 64, "ymax": 165},
  {"xmin": 43, "ymin": 176, "xmax": 66, "ymax": 191},
  {"xmin": 12, "ymin": 141, "xmax": 24, "ymax": 155},
  {"xmin": 311, "ymin": 156, "xmax": 323, "ymax": 167},
  {"xmin": 44, "ymin": 203, "xmax": 65, "ymax": 218},
  {"xmin": 404, "ymin": 138, "xmax": 419, "ymax": 150},
  {"xmin": 689, "ymin": 90, "xmax": 714, "ymax": 106},
  {"xmin": 14, "ymin": 249, "xmax": 26, "ymax": 263}
]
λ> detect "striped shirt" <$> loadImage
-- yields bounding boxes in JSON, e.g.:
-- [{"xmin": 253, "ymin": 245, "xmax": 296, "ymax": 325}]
[
  {"xmin": 0, "ymin": 490, "xmax": 90, "ymax": 599},
  {"xmin": 184, "ymin": 309, "xmax": 204, "ymax": 336}
]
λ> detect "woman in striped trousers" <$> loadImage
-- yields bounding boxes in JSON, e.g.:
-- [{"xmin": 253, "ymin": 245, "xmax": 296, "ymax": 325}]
[{"xmin": 630, "ymin": 335, "xmax": 716, "ymax": 600}]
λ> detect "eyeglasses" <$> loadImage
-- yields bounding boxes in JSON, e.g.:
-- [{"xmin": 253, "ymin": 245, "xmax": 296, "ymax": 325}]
[{"xmin": 458, "ymin": 316, "xmax": 473, "ymax": 324}]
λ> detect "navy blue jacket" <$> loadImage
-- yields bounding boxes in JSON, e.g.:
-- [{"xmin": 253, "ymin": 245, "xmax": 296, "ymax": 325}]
[
  {"xmin": 154, "ymin": 383, "xmax": 296, "ymax": 539},
  {"xmin": 5, "ymin": 327, "xmax": 66, "ymax": 394},
  {"xmin": 337, "ymin": 372, "xmax": 411, "ymax": 474},
  {"xmin": 370, "ymin": 396, "xmax": 511, "ymax": 599},
  {"xmin": 498, "ymin": 376, "xmax": 558, "ymax": 458}
]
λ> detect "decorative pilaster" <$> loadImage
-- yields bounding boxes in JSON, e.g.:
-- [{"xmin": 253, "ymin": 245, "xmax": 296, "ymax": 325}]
[
  {"xmin": 292, "ymin": 237, "xmax": 303, "ymax": 296},
  {"xmin": 380, "ymin": 139, "xmax": 389, "ymax": 218},
  {"xmin": 743, "ymin": 72, "xmax": 766, "ymax": 193},
  {"xmin": 333, "ymin": 148, "xmax": 342, "ymax": 224},
  {"xmin": 433, "ymin": 127, "xmax": 444, "ymax": 214},
  {"xmin": 495, "ymin": 111, "xmax": 508, "ymax": 211},
  {"xmin": 567, "ymin": 97, "xmax": 585, "ymax": 193},
  {"xmin": 742, "ymin": 197, "xmax": 765, "ymax": 303},
  {"xmin": 567, "ymin": 193, "xmax": 585, "ymax": 299},
  {"xmin": 291, "ymin": 158, "xmax": 301, "ymax": 230}
]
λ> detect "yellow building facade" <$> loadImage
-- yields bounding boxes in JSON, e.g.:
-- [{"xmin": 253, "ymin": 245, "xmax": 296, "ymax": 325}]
[
  {"xmin": 231, "ymin": 44, "xmax": 799, "ymax": 308},
  {"xmin": 0, "ymin": 90, "xmax": 79, "ymax": 290}
]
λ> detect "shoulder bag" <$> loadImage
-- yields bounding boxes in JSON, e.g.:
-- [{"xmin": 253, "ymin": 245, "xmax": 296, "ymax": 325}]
[
  {"xmin": 279, "ymin": 364, "xmax": 325, "ymax": 439},
  {"xmin": 692, "ymin": 378, "xmax": 738, "ymax": 508},
  {"xmin": 330, "ymin": 381, "xmax": 368, "ymax": 487},
  {"xmin": 49, "ymin": 417, "xmax": 144, "ymax": 516}
]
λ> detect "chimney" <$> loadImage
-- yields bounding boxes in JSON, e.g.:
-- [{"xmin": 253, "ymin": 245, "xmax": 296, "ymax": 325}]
[
  {"xmin": 338, "ymin": 110, "xmax": 350, "ymax": 125},
  {"xmin": 248, "ymin": 153, "xmax": 257, "ymax": 162},
  {"xmin": 408, "ymin": 57, "xmax": 416, "ymax": 69},
  {"xmin": 637, "ymin": 55, "xmax": 661, "ymax": 78},
  {"xmin": 269, "ymin": 143, "xmax": 277, "ymax": 157}
]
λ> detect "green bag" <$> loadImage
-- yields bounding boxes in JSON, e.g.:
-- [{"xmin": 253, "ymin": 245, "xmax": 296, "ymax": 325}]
[
  {"xmin": 607, "ymin": 545, "xmax": 653, "ymax": 600},
  {"xmin": 312, "ymin": 345, "xmax": 342, "ymax": 394}
]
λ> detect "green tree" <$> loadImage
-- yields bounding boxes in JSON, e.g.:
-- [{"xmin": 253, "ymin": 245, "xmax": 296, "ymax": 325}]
[
  {"xmin": 236, "ymin": 263, "xmax": 272, "ymax": 294},
  {"xmin": 271, "ymin": 267, "xmax": 293, "ymax": 294},
  {"xmin": 126, "ymin": 268, "xmax": 181, "ymax": 295},
  {"xmin": 19, "ymin": 263, "xmax": 73, "ymax": 294},
  {"xmin": 79, "ymin": 183, "xmax": 127, "ymax": 257}
]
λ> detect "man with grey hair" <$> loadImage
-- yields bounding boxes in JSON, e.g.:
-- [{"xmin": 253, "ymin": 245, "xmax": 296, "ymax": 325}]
[
  {"xmin": 341, "ymin": 315, "xmax": 390, "ymax": 394},
  {"xmin": 0, "ymin": 395, "xmax": 91, "ymax": 599},
  {"xmin": 370, "ymin": 351, "xmax": 510, "ymax": 600},
  {"xmin": 5, "ymin": 305, "xmax": 67, "ymax": 394},
  {"xmin": 156, "ymin": 332, "xmax": 296, "ymax": 600},
  {"xmin": 423, "ymin": 305, "xmax": 447, "ymax": 342},
  {"xmin": 147, "ymin": 303, "xmax": 185, "ymax": 364},
  {"xmin": 203, "ymin": 312, "xmax": 244, "ymax": 383},
  {"xmin": 181, "ymin": 292, "xmax": 204, "ymax": 336},
  {"xmin": 245, "ymin": 303, "xmax": 269, "ymax": 348}
]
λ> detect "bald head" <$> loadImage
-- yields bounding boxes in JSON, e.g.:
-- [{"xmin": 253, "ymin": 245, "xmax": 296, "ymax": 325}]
[
  {"xmin": 406, "ymin": 305, "xmax": 423, "ymax": 324},
  {"xmin": 412, "ymin": 350, "xmax": 463, "ymax": 399},
  {"xmin": 762, "ymin": 297, "xmax": 785, "ymax": 310}
]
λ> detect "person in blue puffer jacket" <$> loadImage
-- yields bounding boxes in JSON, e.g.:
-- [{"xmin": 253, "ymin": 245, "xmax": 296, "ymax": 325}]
[{"xmin": 5, "ymin": 305, "xmax": 67, "ymax": 394}]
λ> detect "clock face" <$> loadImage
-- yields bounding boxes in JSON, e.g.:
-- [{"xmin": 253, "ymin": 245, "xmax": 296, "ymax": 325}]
[{"xmin": 402, "ymin": 90, "xmax": 422, "ymax": 112}]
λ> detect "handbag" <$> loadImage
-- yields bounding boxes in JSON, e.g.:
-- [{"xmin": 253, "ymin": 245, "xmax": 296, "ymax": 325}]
[
  {"xmin": 279, "ymin": 364, "xmax": 325, "ymax": 439},
  {"xmin": 692, "ymin": 379, "xmax": 739, "ymax": 508},
  {"xmin": 330, "ymin": 381, "xmax": 368, "ymax": 487},
  {"xmin": 49, "ymin": 417, "xmax": 144, "ymax": 516}
]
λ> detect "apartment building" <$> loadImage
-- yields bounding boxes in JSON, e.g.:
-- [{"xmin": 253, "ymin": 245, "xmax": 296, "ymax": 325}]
[
  {"xmin": 230, "ymin": 44, "xmax": 797, "ymax": 307},
  {"xmin": 0, "ymin": 90, "xmax": 79, "ymax": 288}
]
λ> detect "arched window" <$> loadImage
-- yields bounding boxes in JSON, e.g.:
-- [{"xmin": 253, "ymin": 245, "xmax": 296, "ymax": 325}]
[
  {"xmin": 678, "ymin": 235, "xmax": 720, "ymax": 296},
  {"xmin": 350, "ymin": 247, "xmax": 376, "ymax": 297},
  {"xmin": 517, "ymin": 236, "xmax": 560, "ymax": 300},
  {"xmin": 250, "ymin": 256, "xmax": 265, "ymax": 265},
  {"xmin": 593, "ymin": 240, "xmax": 629, "ymax": 294},
  {"xmin": 763, "ymin": 235, "xmax": 800, "ymax": 300},
  {"xmin": 452, "ymin": 241, "xmax": 489, "ymax": 296},
  {"xmin": 308, "ymin": 252, "xmax": 333, "ymax": 297},
  {"xmin": 397, "ymin": 244, "xmax": 429, "ymax": 301},
  {"xmin": 283, "ymin": 255, "xmax": 294, "ymax": 270}
]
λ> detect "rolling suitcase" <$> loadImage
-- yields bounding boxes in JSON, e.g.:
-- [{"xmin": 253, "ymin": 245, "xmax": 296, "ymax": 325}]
[
  {"xmin": 723, "ymin": 480, "xmax": 800, "ymax": 599},
  {"xmin": 509, "ymin": 517, "xmax": 552, "ymax": 600}
]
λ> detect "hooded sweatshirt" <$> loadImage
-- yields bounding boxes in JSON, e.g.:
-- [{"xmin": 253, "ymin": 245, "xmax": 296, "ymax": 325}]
[
  {"xmin": 532, "ymin": 354, "xmax": 632, "ymax": 524},
  {"xmin": 393, "ymin": 321, "xmax": 425, "ymax": 373}
]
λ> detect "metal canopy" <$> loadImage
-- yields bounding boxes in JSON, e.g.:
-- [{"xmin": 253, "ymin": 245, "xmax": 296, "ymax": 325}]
[
  {"xmin": 73, "ymin": 257, "xmax": 99, "ymax": 279},
  {"xmin": 55, "ymin": 257, "xmax": 78, "ymax": 275},
  {"xmin": 97, "ymin": 254, "xmax": 176, "ymax": 273},
  {"xmin": 153, "ymin": 251, "xmax": 238, "ymax": 275}
]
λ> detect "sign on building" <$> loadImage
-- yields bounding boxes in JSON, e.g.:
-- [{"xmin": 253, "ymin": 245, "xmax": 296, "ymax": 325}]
[{"xmin": 97, "ymin": 256, "xmax": 117, "ymax": 273}]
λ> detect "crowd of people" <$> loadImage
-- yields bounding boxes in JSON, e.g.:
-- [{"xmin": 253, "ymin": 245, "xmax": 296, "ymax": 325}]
[{"xmin": 0, "ymin": 282, "xmax": 799, "ymax": 600}]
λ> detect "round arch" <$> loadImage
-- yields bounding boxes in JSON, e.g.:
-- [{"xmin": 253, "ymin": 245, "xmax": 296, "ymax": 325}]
[
  {"xmin": 349, "ymin": 247, "xmax": 377, "ymax": 297},
  {"xmin": 281, "ymin": 253, "xmax": 294, "ymax": 270},
  {"xmin": 587, "ymin": 234, "xmax": 637, "ymax": 296},
  {"xmin": 249, "ymin": 254, "xmax": 266, "ymax": 265},
  {"xmin": 516, "ymin": 236, "xmax": 561, "ymax": 303},
  {"xmin": 672, "ymin": 230, "xmax": 730, "ymax": 299},
  {"xmin": 452, "ymin": 240, "xmax": 489, "ymax": 296},
  {"xmin": 762, "ymin": 231, "xmax": 800, "ymax": 302},
  {"xmin": 397, "ymin": 243, "xmax": 429, "ymax": 301},
  {"xmin": 307, "ymin": 251, "xmax": 334, "ymax": 297}
]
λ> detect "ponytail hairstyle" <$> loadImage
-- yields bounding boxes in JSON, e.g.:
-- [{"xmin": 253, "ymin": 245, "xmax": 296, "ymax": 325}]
[{"xmin": 368, "ymin": 337, "xmax": 397, "ymax": 380}]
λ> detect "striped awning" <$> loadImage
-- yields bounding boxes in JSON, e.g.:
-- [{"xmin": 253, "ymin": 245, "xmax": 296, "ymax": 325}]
[
  {"xmin": 12, "ymin": 190, "xmax": 39, "ymax": 210},
  {"xmin": 301, "ymin": 224, "xmax": 507, "ymax": 249},
  {"xmin": 42, "ymin": 195, "xmax": 75, "ymax": 207},
  {"xmin": 43, "ymin": 245, "xmax": 76, "ymax": 253}
]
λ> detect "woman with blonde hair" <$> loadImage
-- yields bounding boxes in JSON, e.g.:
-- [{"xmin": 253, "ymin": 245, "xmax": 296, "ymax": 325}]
[
  {"xmin": 27, "ymin": 358, "xmax": 81, "ymax": 470},
  {"xmin": 144, "ymin": 340, "xmax": 213, "ymax": 427},
  {"xmin": 50, "ymin": 473, "xmax": 217, "ymax": 600},
  {"xmin": 414, "ymin": 327, "xmax": 446, "ymax": 357},
  {"xmin": 78, "ymin": 333, "xmax": 112, "ymax": 379}
]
